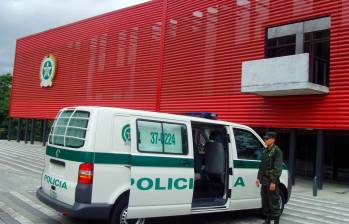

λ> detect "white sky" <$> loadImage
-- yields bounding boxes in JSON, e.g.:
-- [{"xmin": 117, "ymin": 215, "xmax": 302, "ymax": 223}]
[{"xmin": 0, "ymin": 0, "xmax": 150, "ymax": 75}]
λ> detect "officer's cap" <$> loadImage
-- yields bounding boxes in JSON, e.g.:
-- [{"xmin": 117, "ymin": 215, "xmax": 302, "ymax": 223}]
[{"xmin": 264, "ymin": 131, "xmax": 277, "ymax": 140}]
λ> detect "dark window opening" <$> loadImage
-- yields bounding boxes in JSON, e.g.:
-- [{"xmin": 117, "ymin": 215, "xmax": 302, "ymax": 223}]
[
  {"xmin": 304, "ymin": 29, "xmax": 330, "ymax": 87},
  {"xmin": 266, "ymin": 35, "xmax": 296, "ymax": 58},
  {"xmin": 265, "ymin": 16, "xmax": 331, "ymax": 88}
]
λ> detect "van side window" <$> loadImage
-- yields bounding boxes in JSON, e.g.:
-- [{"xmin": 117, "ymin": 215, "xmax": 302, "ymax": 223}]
[
  {"xmin": 49, "ymin": 110, "xmax": 90, "ymax": 148},
  {"xmin": 137, "ymin": 121, "xmax": 163, "ymax": 153},
  {"xmin": 233, "ymin": 128, "xmax": 264, "ymax": 160},
  {"xmin": 137, "ymin": 120, "xmax": 188, "ymax": 155}
]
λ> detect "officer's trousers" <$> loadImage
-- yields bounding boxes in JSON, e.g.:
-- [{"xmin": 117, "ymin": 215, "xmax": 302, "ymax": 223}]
[{"xmin": 261, "ymin": 184, "xmax": 281, "ymax": 219}]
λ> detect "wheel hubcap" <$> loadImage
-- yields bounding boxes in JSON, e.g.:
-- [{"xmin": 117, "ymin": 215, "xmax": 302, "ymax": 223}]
[{"xmin": 120, "ymin": 207, "xmax": 145, "ymax": 224}]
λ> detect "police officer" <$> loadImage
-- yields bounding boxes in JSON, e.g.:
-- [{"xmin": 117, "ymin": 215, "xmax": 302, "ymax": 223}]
[{"xmin": 256, "ymin": 131, "xmax": 283, "ymax": 224}]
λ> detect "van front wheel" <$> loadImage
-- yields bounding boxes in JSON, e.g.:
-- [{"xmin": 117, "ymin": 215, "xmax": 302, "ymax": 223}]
[{"xmin": 110, "ymin": 197, "xmax": 145, "ymax": 224}]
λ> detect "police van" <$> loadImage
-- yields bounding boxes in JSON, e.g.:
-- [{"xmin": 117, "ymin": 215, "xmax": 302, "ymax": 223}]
[{"xmin": 37, "ymin": 106, "xmax": 291, "ymax": 224}]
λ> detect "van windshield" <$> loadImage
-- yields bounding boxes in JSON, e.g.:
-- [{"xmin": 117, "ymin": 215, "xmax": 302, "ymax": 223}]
[{"xmin": 48, "ymin": 110, "xmax": 90, "ymax": 148}]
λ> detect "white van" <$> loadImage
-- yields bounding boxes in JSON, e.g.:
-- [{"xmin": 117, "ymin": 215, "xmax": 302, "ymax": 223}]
[{"xmin": 37, "ymin": 106, "xmax": 291, "ymax": 224}]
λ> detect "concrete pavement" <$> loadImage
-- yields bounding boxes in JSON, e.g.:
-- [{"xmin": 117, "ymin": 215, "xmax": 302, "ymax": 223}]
[{"xmin": 0, "ymin": 140, "xmax": 349, "ymax": 224}]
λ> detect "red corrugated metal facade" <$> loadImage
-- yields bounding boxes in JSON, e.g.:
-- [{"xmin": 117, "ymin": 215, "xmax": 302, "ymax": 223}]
[{"xmin": 10, "ymin": 0, "xmax": 349, "ymax": 130}]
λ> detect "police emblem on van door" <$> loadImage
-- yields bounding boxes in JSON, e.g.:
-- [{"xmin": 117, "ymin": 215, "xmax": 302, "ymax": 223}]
[
  {"xmin": 40, "ymin": 54, "xmax": 57, "ymax": 87},
  {"xmin": 122, "ymin": 124, "xmax": 131, "ymax": 145},
  {"xmin": 55, "ymin": 148, "xmax": 61, "ymax": 158}
]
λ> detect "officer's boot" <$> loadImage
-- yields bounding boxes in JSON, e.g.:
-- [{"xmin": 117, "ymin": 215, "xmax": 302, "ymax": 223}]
[
  {"xmin": 270, "ymin": 217, "xmax": 280, "ymax": 224},
  {"xmin": 263, "ymin": 217, "xmax": 271, "ymax": 224}
]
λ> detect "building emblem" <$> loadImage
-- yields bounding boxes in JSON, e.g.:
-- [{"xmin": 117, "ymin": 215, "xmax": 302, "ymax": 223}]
[{"xmin": 40, "ymin": 54, "xmax": 57, "ymax": 87}]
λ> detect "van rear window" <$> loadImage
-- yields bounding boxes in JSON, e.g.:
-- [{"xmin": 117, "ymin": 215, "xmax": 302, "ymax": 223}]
[{"xmin": 49, "ymin": 110, "xmax": 90, "ymax": 148}]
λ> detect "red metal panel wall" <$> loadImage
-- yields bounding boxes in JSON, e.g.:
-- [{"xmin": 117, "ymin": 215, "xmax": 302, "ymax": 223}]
[
  {"xmin": 160, "ymin": 0, "xmax": 349, "ymax": 130},
  {"xmin": 10, "ymin": 1, "xmax": 163, "ymax": 119},
  {"xmin": 9, "ymin": 0, "xmax": 349, "ymax": 130}
]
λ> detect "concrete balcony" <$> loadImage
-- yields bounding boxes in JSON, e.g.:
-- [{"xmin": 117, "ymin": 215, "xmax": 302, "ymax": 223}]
[{"xmin": 241, "ymin": 53, "xmax": 329, "ymax": 96}]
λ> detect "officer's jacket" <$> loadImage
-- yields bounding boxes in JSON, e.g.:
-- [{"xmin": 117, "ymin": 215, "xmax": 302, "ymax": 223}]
[{"xmin": 257, "ymin": 145, "xmax": 283, "ymax": 185}]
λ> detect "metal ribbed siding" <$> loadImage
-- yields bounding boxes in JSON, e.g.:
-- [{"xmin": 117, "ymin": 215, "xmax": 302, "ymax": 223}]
[
  {"xmin": 160, "ymin": 0, "xmax": 349, "ymax": 130},
  {"xmin": 10, "ymin": 1, "xmax": 163, "ymax": 119},
  {"xmin": 9, "ymin": 0, "xmax": 349, "ymax": 130}
]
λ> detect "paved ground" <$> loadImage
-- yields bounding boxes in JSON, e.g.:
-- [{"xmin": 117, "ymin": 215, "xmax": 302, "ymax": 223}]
[{"xmin": 0, "ymin": 140, "xmax": 349, "ymax": 224}]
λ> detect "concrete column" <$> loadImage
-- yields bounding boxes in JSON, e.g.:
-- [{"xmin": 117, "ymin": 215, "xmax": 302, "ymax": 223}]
[
  {"xmin": 40, "ymin": 120, "xmax": 44, "ymax": 143},
  {"xmin": 332, "ymin": 136, "xmax": 338, "ymax": 181},
  {"xmin": 295, "ymin": 32, "xmax": 304, "ymax": 54},
  {"xmin": 315, "ymin": 130, "xmax": 325, "ymax": 189},
  {"xmin": 16, "ymin": 118, "xmax": 22, "ymax": 142},
  {"xmin": 288, "ymin": 129, "xmax": 297, "ymax": 185},
  {"xmin": 30, "ymin": 119, "xmax": 35, "ymax": 144},
  {"xmin": 24, "ymin": 119, "xmax": 29, "ymax": 143},
  {"xmin": 7, "ymin": 117, "xmax": 12, "ymax": 141}
]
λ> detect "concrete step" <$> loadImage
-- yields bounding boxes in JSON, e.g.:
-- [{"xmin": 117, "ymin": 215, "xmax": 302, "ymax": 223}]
[
  {"xmin": 289, "ymin": 197, "xmax": 349, "ymax": 213},
  {"xmin": 0, "ymin": 153, "xmax": 43, "ymax": 171},
  {"xmin": 0, "ymin": 158, "xmax": 42, "ymax": 175},
  {"xmin": 0, "ymin": 151, "xmax": 44, "ymax": 168},
  {"xmin": 282, "ymin": 210, "xmax": 340, "ymax": 224}
]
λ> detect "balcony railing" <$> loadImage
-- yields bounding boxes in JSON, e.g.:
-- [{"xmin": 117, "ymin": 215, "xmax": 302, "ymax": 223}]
[{"xmin": 309, "ymin": 56, "xmax": 329, "ymax": 87}]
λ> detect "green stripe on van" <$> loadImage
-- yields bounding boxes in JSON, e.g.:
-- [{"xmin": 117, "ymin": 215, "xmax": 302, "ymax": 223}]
[
  {"xmin": 46, "ymin": 146, "xmax": 194, "ymax": 168},
  {"xmin": 131, "ymin": 156, "xmax": 194, "ymax": 168},
  {"xmin": 95, "ymin": 152, "xmax": 131, "ymax": 165},
  {"xmin": 47, "ymin": 146, "xmax": 286, "ymax": 170},
  {"xmin": 233, "ymin": 160, "xmax": 288, "ymax": 170},
  {"xmin": 47, "ymin": 146, "xmax": 94, "ymax": 163}
]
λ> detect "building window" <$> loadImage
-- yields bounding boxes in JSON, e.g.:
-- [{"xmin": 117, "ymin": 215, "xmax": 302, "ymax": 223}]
[
  {"xmin": 266, "ymin": 35, "xmax": 296, "ymax": 58},
  {"xmin": 266, "ymin": 17, "xmax": 330, "ymax": 87},
  {"xmin": 304, "ymin": 29, "xmax": 330, "ymax": 86}
]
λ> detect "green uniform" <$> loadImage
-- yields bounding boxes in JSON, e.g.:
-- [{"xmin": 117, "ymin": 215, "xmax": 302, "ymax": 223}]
[{"xmin": 257, "ymin": 144, "xmax": 283, "ymax": 221}]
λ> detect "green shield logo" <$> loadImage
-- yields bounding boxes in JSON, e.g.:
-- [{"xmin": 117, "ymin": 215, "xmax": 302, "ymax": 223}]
[{"xmin": 122, "ymin": 124, "xmax": 131, "ymax": 143}]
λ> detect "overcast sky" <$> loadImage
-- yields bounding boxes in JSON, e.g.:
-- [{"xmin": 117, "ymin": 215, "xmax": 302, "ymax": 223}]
[{"xmin": 0, "ymin": 0, "xmax": 149, "ymax": 75}]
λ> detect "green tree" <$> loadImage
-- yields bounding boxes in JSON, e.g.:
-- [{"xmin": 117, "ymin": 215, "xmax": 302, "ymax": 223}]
[{"xmin": 0, "ymin": 73, "xmax": 12, "ymax": 138}]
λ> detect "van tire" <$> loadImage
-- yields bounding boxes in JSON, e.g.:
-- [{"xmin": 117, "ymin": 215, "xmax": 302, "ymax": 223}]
[{"xmin": 110, "ymin": 197, "xmax": 146, "ymax": 224}]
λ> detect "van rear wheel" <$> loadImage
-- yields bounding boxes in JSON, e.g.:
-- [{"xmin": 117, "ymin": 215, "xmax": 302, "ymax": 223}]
[{"xmin": 110, "ymin": 197, "xmax": 145, "ymax": 224}]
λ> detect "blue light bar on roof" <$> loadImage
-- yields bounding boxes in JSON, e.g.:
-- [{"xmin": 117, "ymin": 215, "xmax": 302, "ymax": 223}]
[{"xmin": 184, "ymin": 112, "xmax": 218, "ymax": 119}]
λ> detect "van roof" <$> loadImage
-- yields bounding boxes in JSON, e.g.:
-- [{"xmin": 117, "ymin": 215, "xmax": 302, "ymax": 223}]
[{"xmin": 62, "ymin": 106, "xmax": 252, "ymax": 130}]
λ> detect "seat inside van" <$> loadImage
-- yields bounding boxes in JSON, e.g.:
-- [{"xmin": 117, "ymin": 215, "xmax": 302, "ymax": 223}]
[{"xmin": 205, "ymin": 142, "xmax": 225, "ymax": 184}]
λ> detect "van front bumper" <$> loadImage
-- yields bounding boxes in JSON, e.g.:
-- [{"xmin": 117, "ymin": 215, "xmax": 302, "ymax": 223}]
[{"xmin": 36, "ymin": 187, "xmax": 112, "ymax": 220}]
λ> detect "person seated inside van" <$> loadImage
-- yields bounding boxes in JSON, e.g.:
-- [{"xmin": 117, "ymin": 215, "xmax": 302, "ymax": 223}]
[
  {"xmin": 209, "ymin": 130, "xmax": 224, "ymax": 144},
  {"xmin": 193, "ymin": 129, "xmax": 206, "ymax": 181}
]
